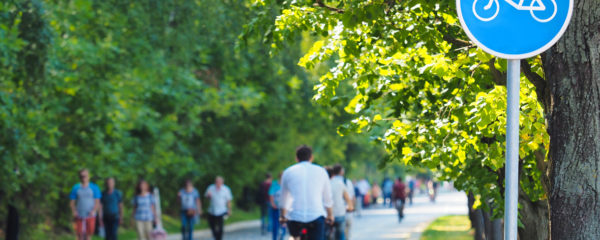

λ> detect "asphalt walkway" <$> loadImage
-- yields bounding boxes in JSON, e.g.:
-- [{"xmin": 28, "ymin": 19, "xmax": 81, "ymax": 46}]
[{"xmin": 164, "ymin": 191, "xmax": 468, "ymax": 240}]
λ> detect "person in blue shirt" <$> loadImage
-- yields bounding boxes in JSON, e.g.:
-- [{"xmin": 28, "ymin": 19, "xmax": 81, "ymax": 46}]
[
  {"xmin": 178, "ymin": 179, "xmax": 202, "ymax": 240},
  {"xmin": 269, "ymin": 172, "xmax": 286, "ymax": 240},
  {"xmin": 100, "ymin": 177, "xmax": 123, "ymax": 240},
  {"xmin": 408, "ymin": 178, "xmax": 416, "ymax": 205},
  {"xmin": 69, "ymin": 169, "xmax": 102, "ymax": 240}
]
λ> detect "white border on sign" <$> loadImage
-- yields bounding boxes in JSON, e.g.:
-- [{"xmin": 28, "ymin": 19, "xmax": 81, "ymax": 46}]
[{"xmin": 456, "ymin": 0, "xmax": 573, "ymax": 59}]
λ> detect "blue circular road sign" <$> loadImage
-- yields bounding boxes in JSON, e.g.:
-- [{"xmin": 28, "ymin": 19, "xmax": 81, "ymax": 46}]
[{"xmin": 457, "ymin": 0, "xmax": 573, "ymax": 59}]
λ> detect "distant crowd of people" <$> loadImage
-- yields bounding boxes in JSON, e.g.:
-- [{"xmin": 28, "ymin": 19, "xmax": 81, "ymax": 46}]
[
  {"xmin": 70, "ymin": 169, "xmax": 232, "ymax": 240},
  {"xmin": 70, "ymin": 146, "xmax": 441, "ymax": 240}
]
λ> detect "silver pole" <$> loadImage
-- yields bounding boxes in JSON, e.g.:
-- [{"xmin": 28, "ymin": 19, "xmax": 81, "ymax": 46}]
[{"xmin": 504, "ymin": 59, "xmax": 520, "ymax": 240}]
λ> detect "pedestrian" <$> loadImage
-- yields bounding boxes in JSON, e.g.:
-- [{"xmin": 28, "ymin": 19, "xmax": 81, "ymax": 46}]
[
  {"xmin": 100, "ymin": 177, "xmax": 123, "ymax": 240},
  {"xmin": 70, "ymin": 169, "xmax": 102, "ymax": 240},
  {"xmin": 280, "ymin": 145, "xmax": 334, "ymax": 240},
  {"xmin": 179, "ymin": 179, "xmax": 202, "ymax": 240},
  {"xmin": 381, "ymin": 177, "xmax": 394, "ymax": 208},
  {"xmin": 356, "ymin": 179, "xmax": 370, "ymax": 208},
  {"xmin": 269, "ymin": 172, "xmax": 286, "ymax": 240},
  {"xmin": 327, "ymin": 164, "xmax": 353, "ymax": 240},
  {"xmin": 407, "ymin": 178, "xmax": 416, "ymax": 205},
  {"xmin": 371, "ymin": 183, "xmax": 382, "ymax": 205},
  {"xmin": 132, "ymin": 179, "xmax": 156, "ymax": 240},
  {"xmin": 205, "ymin": 176, "xmax": 233, "ymax": 240},
  {"xmin": 430, "ymin": 181, "xmax": 438, "ymax": 202},
  {"xmin": 392, "ymin": 177, "xmax": 407, "ymax": 222},
  {"xmin": 259, "ymin": 173, "xmax": 273, "ymax": 235},
  {"xmin": 340, "ymin": 169, "xmax": 355, "ymax": 239},
  {"xmin": 353, "ymin": 181, "xmax": 362, "ymax": 218}
]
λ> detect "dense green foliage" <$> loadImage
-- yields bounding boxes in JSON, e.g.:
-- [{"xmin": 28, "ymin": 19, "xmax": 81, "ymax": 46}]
[
  {"xmin": 248, "ymin": 0, "xmax": 549, "ymax": 220},
  {"xmin": 0, "ymin": 0, "xmax": 387, "ymax": 236}
]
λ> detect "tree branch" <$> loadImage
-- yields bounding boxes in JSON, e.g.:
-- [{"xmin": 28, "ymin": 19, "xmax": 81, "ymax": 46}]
[
  {"xmin": 314, "ymin": 0, "xmax": 345, "ymax": 13},
  {"xmin": 443, "ymin": 35, "xmax": 474, "ymax": 49},
  {"xmin": 521, "ymin": 59, "xmax": 550, "ymax": 113},
  {"xmin": 487, "ymin": 58, "xmax": 506, "ymax": 86}
]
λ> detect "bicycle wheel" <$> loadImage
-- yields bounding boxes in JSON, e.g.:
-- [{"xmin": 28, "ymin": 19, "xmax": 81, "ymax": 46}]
[
  {"xmin": 530, "ymin": 0, "xmax": 557, "ymax": 22},
  {"xmin": 472, "ymin": 0, "xmax": 500, "ymax": 22}
]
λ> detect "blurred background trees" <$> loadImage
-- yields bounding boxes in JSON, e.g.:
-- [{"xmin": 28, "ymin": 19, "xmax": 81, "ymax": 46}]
[{"xmin": 0, "ymin": 0, "xmax": 395, "ymax": 236}]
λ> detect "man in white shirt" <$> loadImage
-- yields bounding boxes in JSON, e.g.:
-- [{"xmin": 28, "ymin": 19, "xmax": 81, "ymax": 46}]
[
  {"xmin": 280, "ymin": 145, "xmax": 334, "ymax": 240},
  {"xmin": 329, "ymin": 164, "xmax": 353, "ymax": 240},
  {"xmin": 205, "ymin": 176, "xmax": 233, "ymax": 240}
]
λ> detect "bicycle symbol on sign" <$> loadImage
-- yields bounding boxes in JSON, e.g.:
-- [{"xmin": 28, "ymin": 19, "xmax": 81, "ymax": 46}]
[{"xmin": 473, "ymin": 0, "xmax": 557, "ymax": 22}]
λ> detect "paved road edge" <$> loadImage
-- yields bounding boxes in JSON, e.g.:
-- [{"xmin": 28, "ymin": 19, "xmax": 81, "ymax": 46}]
[{"xmin": 164, "ymin": 219, "xmax": 261, "ymax": 240}]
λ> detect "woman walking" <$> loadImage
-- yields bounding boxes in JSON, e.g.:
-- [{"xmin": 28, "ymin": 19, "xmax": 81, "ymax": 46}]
[
  {"xmin": 179, "ymin": 179, "xmax": 202, "ymax": 240},
  {"xmin": 132, "ymin": 179, "xmax": 156, "ymax": 240}
]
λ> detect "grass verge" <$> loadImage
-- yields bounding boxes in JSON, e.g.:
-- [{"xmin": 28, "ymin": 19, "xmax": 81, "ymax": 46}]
[
  {"xmin": 32, "ymin": 208, "xmax": 260, "ymax": 240},
  {"xmin": 420, "ymin": 215, "xmax": 473, "ymax": 240}
]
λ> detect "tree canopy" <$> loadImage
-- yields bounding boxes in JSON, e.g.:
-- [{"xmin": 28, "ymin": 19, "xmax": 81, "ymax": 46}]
[
  {"xmin": 0, "ymin": 0, "xmax": 387, "ymax": 236},
  {"xmin": 246, "ymin": 0, "xmax": 550, "ymax": 238}
]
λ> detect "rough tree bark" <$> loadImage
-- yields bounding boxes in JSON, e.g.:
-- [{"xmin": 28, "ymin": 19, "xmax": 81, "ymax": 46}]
[
  {"xmin": 468, "ymin": 192, "xmax": 486, "ymax": 240},
  {"xmin": 518, "ymin": 187, "xmax": 549, "ymax": 240},
  {"xmin": 543, "ymin": 0, "xmax": 600, "ymax": 239}
]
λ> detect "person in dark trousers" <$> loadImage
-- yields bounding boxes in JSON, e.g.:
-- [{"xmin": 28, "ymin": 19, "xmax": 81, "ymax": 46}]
[
  {"xmin": 259, "ymin": 173, "xmax": 273, "ymax": 235},
  {"xmin": 205, "ymin": 176, "xmax": 233, "ymax": 240},
  {"xmin": 280, "ymin": 145, "xmax": 334, "ymax": 240},
  {"xmin": 6, "ymin": 204, "xmax": 19, "ymax": 240},
  {"xmin": 269, "ymin": 172, "xmax": 286, "ymax": 240},
  {"xmin": 392, "ymin": 177, "xmax": 407, "ymax": 222},
  {"xmin": 178, "ymin": 179, "xmax": 202, "ymax": 240},
  {"xmin": 100, "ymin": 177, "xmax": 123, "ymax": 240}
]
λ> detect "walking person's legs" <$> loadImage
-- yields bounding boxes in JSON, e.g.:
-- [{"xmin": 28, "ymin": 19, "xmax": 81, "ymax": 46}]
[
  {"xmin": 395, "ymin": 200, "xmax": 403, "ymax": 222},
  {"xmin": 135, "ymin": 221, "xmax": 145, "ymax": 240},
  {"xmin": 354, "ymin": 195, "xmax": 362, "ymax": 217},
  {"xmin": 181, "ymin": 212, "xmax": 187, "ymax": 240},
  {"xmin": 103, "ymin": 215, "xmax": 117, "ymax": 240},
  {"xmin": 344, "ymin": 214, "xmax": 352, "ymax": 240},
  {"xmin": 261, "ymin": 203, "xmax": 269, "ymax": 234},
  {"xmin": 208, "ymin": 214, "xmax": 218, "ymax": 240},
  {"xmin": 279, "ymin": 225, "xmax": 287, "ymax": 240},
  {"xmin": 334, "ymin": 216, "xmax": 346, "ymax": 240},
  {"xmin": 188, "ymin": 215, "xmax": 195, "ymax": 240},
  {"xmin": 181, "ymin": 211, "xmax": 193, "ymax": 240},
  {"xmin": 84, "ymin": 217, "xmax": 96, "ymax": 240},
  {"xmin": 75, "ymin": 218, "xmax": 83, "ymax": 240},
  {"xmin": 215, "ymin": 214, "xmax": 224, "ymax": 240},
  {"xmin": 144, "ymin": 221, "xmax": 153, "ymax": 240},
  {"xmin": 270, "ymin": 208, "xmax": 280, "ymax": 240}
]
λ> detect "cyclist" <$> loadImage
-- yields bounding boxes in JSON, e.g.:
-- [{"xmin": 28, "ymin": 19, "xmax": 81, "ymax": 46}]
[
  {"xmin": 392, "ymin": 177, "xmax": 407, "ymax": 222},
  {"xmin": 280, "ymin": 145, "xmax": 334, "ymax": 240}
]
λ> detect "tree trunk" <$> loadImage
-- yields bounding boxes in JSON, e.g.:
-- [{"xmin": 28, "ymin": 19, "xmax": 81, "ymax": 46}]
[
  {"xmin": 482, "ymin": 208, "xmax": 503, "ymax": 240},
  {"xmin": 518, "ymin": 187, "xmax": 549, "ymax": 240},
  {"xmin": 491, "ymin": 218, "xmax": 503, "ymax": 240},
  {"xmin": 468, "ymin": 192, "xmax": 486, "ymax": 240},
  {"xmin": 543, "ymin": 0, "xmax": 600, "ymax": 238}
]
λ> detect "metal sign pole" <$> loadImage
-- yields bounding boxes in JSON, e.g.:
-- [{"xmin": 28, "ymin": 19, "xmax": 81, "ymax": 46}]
[{"xmin": 504, "ymin": 59, "xmax": 520, "ymax": 240}]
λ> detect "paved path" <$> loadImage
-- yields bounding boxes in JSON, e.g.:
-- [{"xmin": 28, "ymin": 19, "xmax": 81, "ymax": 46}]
[{"xmin": 184, "ymin": 191, "xmax": 467, "ymax": 240}]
